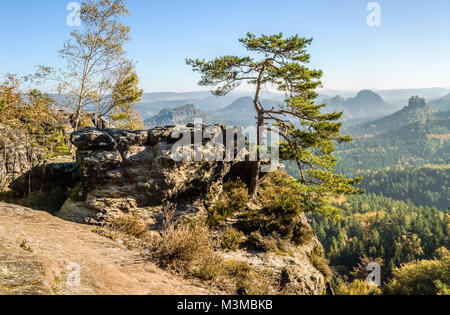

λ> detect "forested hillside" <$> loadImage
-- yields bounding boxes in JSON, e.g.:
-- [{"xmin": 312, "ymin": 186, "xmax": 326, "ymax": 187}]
[
  {"xmin": 310, "ymin": 194, "xmax": 449, "ymax": 292},
  {"xmin": 429, "ymin": 93, "xmax": 450, "ymax": 112},
  {"xmin": 336, "ymin": 111, "xmax": 450, "ymax": 174},
  {"xmin": 359, "ymin": 166, "xmax": 449, "ymax": 210}
]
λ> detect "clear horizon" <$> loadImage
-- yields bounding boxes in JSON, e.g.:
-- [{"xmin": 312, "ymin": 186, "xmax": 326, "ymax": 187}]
[{"xmin": 1, "ymin": 0, "xmax": 449, "ymax": 92}]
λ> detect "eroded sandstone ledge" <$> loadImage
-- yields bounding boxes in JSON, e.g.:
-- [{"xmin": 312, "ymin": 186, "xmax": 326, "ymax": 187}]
[{"xmin": 59, "ymin": 125, "xmax": 254, "ymax": 224}]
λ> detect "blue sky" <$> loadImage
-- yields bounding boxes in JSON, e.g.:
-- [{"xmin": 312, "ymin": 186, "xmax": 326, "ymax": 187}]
[{"xmin": 0, "ymin": 0, "xmax": 449, "ymax": 92}]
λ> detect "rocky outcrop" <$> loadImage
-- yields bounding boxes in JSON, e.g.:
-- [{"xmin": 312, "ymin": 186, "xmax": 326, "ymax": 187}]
[
  {"xmin": 0, "ymin": 124, "xmax": 39, "ymax": 191},
  {"xmin": 54, "ymin": 125, "xmax": 327, "ymax": 295},
  {"xmin": 59, "ymin": 125, "xmax": 250, "ymax": 224},
  {"xmin": 223, "ymin": 214, "xmax": 326, "ymax": 295},
  {"xmin": 0, "ymin": 202, "xmax": 211, "ymax": 295},
  {"xmin": 0, "ymin": 111, "xmax": 95, "ymax": 192}
]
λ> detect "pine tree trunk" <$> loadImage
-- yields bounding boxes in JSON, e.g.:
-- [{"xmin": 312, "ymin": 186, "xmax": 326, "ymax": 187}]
[
  {"xmin": 249, "ymin": 63, "xmax": 267, "ymax": 199},
  {"xmin": 249, "ymin": 112, "xmax": 264, "ymax": 199},
  {"xmin": 249, "ymin": 160, "xmax": 261, "ymax": 200}
]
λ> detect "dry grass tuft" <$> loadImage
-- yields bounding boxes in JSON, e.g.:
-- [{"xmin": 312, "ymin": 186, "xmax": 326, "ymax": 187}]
[
  {"xmin": 151, "ymin": 220, "xmax": 215, "ymax": 273},
  {"xmin": 106, "ymin": 213, "xmax": 149, "ymax": 239},
  {"xmin": 150, "ymin": 220, "xmax": 273, "ymax": 294}
]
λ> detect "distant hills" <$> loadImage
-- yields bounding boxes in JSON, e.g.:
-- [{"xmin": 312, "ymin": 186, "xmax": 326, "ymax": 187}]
[
  {"xmin": 135, "ymin": 88, "xmax": 450, "ymax": 122},
  {"xmin": 144, "ymin": 104, "xmax": 212, "ymax": 127},
  {"xmin": 322, "ymin": 90, "xmax": 396, "ymax": 121},
  {"xmin": 375, "ymin": 88, "xmax": 450, "ymax": 107},
  {"xmin": 429, "ymin": 93, "xmax": 450, "ymax": 112},
  {"xmin": 138, "ymin": 88, "xmax": 450, "ymax": 132},
  {"xmin": 144, "ymin": 97, "xmax": 282, "ymax": 127},
  {"xmin": 347, "ymin": 96, "xmax": 435, "ymax": 136},
  {"xmin": 210, "ymin": 97, "xmax": 281, "ymax": 127},
  {"xmin": 135, "ymin": 90, "xmax": 284, "ymax": 120},
  {"xmin": 336, "ymin": 96, "xmax": 450, "ymax": 173}
]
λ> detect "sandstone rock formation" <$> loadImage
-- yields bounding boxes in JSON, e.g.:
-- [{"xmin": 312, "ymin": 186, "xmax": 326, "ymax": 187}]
[
  {"xmin": 0, "ymin": 124, "xmax": 327, "ymax": 295},
  {"xmin": 59, "ymin": 125, "xmax": 251, "ymax": 224},
  {"xmin": 0, "ymin": 110, "xmax": 95, "ymax": 191},
  {"xmin": 0, "ymin": 124, "xmax": 39, "ymax": 191}
]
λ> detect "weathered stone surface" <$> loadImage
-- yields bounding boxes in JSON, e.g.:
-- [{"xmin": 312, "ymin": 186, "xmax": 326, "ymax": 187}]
[
  {"xmin": 0, "ymin": 124, "xmax": 40, "ymax": 190},
  {"xmin": 77, "ymin": 150, "xmax": 123, "ymax": 179},
  {"xmin": 0, "ymin": 202, "xmax": 213, "ymax": 295},
  {"xmin": 147, "ymin": 126, "xmax": 176, "ymax": 145},
  {"xmin": 70, "ymin": 127, "xmax": 118, "ymax": 150},
  {"xmin": 62, "ymin": 126, "xmax": 250, "ymax": 223},
  {"xmin": 0, "ymin": 111, "xmax": 95, "ymax": 191},
  {"xmin": 103, "ymin": 129, "xmax": 149, "ymax": 148}
]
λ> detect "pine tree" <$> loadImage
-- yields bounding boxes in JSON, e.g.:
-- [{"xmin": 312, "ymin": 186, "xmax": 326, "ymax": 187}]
[{"xmin": 187, "ymin": 33, "xmax": 362, "ymax": 207}]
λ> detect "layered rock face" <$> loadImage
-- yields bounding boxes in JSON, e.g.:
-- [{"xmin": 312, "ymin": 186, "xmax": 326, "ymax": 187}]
[
  {"xmin": 59, "ymin": 125, "xmax": 251, "ymax": 223},
  {"xmin": 0, "ymin": 111, "xmax": 95, "ymax": 191},
  {"xmin": 0, "ymin": 124, "xmax": 42, "ymax": 191}
]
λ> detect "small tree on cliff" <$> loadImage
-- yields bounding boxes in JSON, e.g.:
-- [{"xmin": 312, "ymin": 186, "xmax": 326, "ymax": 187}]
[{"xmin": 187, "ymin": 33, "xmax": 362, "ymax": 208}]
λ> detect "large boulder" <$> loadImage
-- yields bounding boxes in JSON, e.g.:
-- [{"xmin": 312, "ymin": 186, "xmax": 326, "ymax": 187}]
[
  {"xmin": 70, "ymin": 127, "xmax": 118, "ymax": 150},
  {"xmin": 60, "ymin": 126, "xmax": 252, "ymax": 223}
]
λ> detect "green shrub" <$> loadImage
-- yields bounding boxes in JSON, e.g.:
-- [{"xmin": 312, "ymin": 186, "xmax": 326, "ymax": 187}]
[
  {"xmin": 221, "ymin": 228, "xmax": 243, "ymax": 251},
  {"xmin": 239, "ymin": 171, "xmax": 310, "ymax": 243},
  {"xmin": 385, "ymin": 247, "xmax": 450, "ymax": 295},
  {"xmin": 309, "ymin": 252, "xmax": 332, "ymax": 279},
  {"xmin": 336, "ymin": 280, "xmax": 382, "ymax": 296},
  {"xmin": 207, "ymin": 180, "xmax": 248, "ymax": 227},
  {"xmin": 292, "ymin": 222, "xmax": 315, "ymax": 245},
  {"xmin": 245, "ymin": 231, "xmax": 278, "ymax": 252},
  {"xmin": 223, "ymin": 261, "xmax": 271, "ymax": 295}
]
